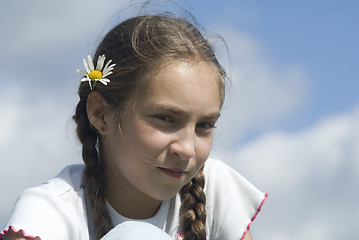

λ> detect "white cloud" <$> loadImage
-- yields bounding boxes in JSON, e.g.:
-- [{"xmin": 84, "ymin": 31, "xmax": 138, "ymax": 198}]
[
  {"xmin": 211, "ymin": 28, "xmax": 308, "ymax": 146},
  {"xmin": 0, "ymin": 86, "xmax": 82, "ymax": 227},
  {"xmin": 226, "ymin": 105, "xmax": 359, "ymax": 240},
  {"xmin": 0, "ymin": 0, "xmax": 133, "ymax": 65},
  {"xmin": 235, "ymin": 106, "xmax": 358, "ymax": 190}
]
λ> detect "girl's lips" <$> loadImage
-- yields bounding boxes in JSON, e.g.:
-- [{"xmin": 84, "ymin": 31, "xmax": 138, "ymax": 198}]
[{"xmin": 158, "ymin": 167, "xmax": 186, "ymax": 179}]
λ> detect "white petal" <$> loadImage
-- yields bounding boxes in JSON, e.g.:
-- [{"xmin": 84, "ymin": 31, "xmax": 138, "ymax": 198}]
[
  {"xmin": 83, "ymin": 59, "xmax": 90, "ymax": 73},
  {"xmin": 103, "ymin": 59, "xmax": 113, "ymax": 72},
  {"xmin": 105, "ymin": 63, "xmax": 116, "ymax": 72},
  {"xmin": 96, "ymin": 55, "xmax": 105, "ymax": 71},
  {"xmin": 80, "ymin": 77, "xmax": 89, "ymax": 82},
  {"xmin": 88, "ymin": 55, "xmax": 95, "ymax": 71},
  {"xmin": 77, "ymin": 69, "xmax": 88, "ymax": 76},
  {"xmin": 102, "ymin": 68, "xmax": 111, "ymax": 76},
  {"xmin": 102, "ymin": 71, "xmax": 113, "ymax": 78},
  {"xmin": 103, "ymin": 65, "xmax": 115, "ymax": 73},
  {"xmin": 102, "ymin": 63, "xmax": 116, "ymax": 77},
  {"xmin": 99, "ymin": 79, "xmax": 110, "ymax": 85}
]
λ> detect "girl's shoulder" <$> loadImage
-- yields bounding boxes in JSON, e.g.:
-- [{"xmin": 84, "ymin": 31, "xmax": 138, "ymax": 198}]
[
  {"xmin": 18, "ymin": 164, "xmax": 85, "ymax": 207},
  {"xmin": 203, "ymin": 158, "xmax": 265, "ymax": 193},
  {"xmin": 40, "ymin": 164, "xmax": 85, "ymax": 195},
  {"xmin": 1, "ymin": 164, "xmax": 89, "ymax": 240},
  {"xmin": 203, "ymin": 158, "xmax": 268, "ymax": 240}
]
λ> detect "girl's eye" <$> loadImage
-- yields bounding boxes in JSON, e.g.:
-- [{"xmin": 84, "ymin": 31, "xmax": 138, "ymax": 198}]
[
  {"xmin": 154, "ymin": 115, "xmax": 172, "ymax": 122},
  {"xmin": 196, "ymin": 122, "xmax": 216, "ymax": 130}
]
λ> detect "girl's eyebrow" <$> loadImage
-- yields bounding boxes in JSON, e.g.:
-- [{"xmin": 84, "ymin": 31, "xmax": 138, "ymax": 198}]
[
  {"xmin": 152, "ymin": 103, "xmax": 221, "ymax": 119},
  {"xmin": 152, "ymin": 103, "xmax": 184, "ymax": 115}
]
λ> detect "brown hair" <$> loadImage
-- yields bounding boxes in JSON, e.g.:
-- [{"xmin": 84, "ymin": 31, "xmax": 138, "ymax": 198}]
[{"xmin": 73, "ymin": 14, "xmax": 226, "ymax": 240}]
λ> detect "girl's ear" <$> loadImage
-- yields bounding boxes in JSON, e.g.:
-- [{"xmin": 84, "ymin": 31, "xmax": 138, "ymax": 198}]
[{"xmin": 86, "ymin": 91, "xmax": 112, "ymax": 135}]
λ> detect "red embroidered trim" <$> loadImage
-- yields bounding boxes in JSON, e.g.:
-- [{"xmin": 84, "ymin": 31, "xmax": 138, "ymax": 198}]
[
  {"xmin": 175, "ymin": 231, "xmax": 184, "ymax": 240},
  {"xmin": 0, "ymin": 225, "xmax": 41, "ymax": 240},
  {"xmin": 240, "ymin": 192, "xmax": 268, "ymax": 240}
]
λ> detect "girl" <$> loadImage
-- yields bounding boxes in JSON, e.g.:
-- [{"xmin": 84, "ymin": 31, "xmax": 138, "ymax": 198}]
[{"xmin": 1, "ymin": 14, "xmax": 267, "ymax": 240}]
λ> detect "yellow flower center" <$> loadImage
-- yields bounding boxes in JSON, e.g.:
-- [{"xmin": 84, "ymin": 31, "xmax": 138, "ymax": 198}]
[{"xmin": 88, "ymin": 70, "xmax": 102, "ymax": 80}]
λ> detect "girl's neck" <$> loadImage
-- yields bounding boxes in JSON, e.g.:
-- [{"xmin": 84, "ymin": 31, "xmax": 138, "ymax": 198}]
[
  {"xmin": 106, "ymin": 189, "xmax": 162, "ymax": 220},
  {"xmin": 104, "ymin": 173, "xmax": 162, "ymax": 220}
]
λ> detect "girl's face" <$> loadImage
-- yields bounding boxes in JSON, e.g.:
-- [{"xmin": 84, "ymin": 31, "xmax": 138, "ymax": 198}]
[{"xmin": 104, "ymin": 61, "xmax": 222, "ymax": 202}]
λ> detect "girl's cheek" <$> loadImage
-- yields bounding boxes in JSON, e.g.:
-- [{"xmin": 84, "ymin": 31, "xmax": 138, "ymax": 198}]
[
  {"xmin": 142, "ymin": 132, "xmax": 171, "ymax": 150},
  {"xmin": 197, "ymin": 137, "xmax": 214, "ymax": 158},
  {"xmin": 134, "ymin": 120, "xmax": 172, "ymax": 143},
  {"xmin": 133, "ymin": 124, "xmax": 172, "ymax": 150}
]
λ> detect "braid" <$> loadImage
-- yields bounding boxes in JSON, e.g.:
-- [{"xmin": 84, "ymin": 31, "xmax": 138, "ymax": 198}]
[
  {"xmin": 73, "ymin": 97, "xmax": 113, "ymax": 240},
  {"xmin": 180, "ymin": 165, "xmax": 207, "ymax": 240}
]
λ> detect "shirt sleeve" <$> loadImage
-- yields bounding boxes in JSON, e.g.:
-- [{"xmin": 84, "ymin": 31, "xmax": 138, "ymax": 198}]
[
  {"xmin": 1, "ymin": 165, "xmax": 89, "ymax": 240},
  {"xmin": 204, "ymin": 159, "xmax": 268, "ymax": 240}
]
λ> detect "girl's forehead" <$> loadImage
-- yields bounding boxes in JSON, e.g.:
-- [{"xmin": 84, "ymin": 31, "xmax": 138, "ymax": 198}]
[
  {"xmin": 136, "ymin": 61, "xmax": 222, "ymax": 111},
  {"xmin": 149, "ymin": 60, "xmax": 221, "ymax": 88}
]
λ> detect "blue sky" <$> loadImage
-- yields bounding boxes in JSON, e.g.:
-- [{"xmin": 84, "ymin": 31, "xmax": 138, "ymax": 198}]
[
  {"xmin": 204, "ymin": 0, "xmax": 359, "ymax": 133},
  {"xmin": 1, "ymin": 1, "xmax": 358, "ymax": 239}
]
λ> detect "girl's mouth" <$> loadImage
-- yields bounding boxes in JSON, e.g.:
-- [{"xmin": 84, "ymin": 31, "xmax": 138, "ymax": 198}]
[{"xmin": 158, "ymin": 167, "xmax": 186, "ymax": 179}]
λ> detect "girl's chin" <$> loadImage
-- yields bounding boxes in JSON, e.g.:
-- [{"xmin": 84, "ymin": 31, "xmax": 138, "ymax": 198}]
[{"xmin": 151, "ymin": 185, "xmax": 188, "ymax": 201}]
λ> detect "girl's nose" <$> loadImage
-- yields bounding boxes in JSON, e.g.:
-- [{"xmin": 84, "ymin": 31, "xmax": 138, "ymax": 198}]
[{"xmin": 169, "ymin": 128, "xmax": 196, "ymax": 160}]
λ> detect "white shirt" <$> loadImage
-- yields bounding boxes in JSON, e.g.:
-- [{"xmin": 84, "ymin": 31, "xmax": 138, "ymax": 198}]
[{"xmin": 1, "ymin": 159, "xmax": 267, "ymax": 240}]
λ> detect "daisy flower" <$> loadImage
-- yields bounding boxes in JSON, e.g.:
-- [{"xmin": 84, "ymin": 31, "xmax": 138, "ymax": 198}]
[{"xmin": 77, "ymin": 55, "xmax": 116, "ymax": 90}]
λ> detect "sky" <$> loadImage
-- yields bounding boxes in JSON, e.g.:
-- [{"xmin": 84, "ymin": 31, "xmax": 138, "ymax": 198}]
[{"xmin": 1, "ymin": 0, "xmax": 358, "ymax": 239}]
